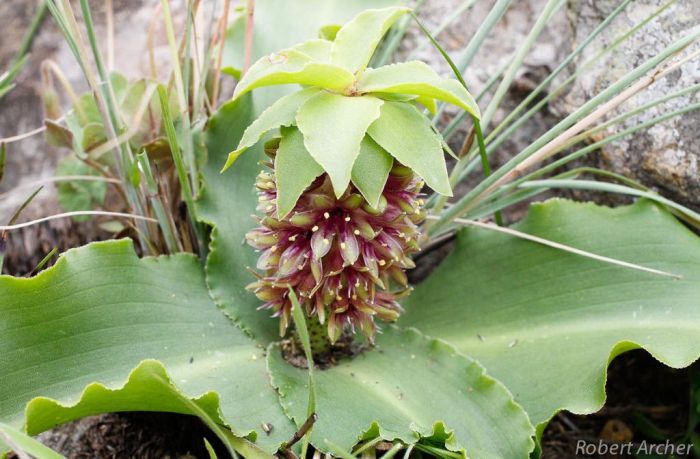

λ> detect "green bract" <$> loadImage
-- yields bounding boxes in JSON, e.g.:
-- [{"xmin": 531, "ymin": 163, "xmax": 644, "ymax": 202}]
[{"xmin": 223, "ymin": 7, "xmax": 481, "ymax": 211}]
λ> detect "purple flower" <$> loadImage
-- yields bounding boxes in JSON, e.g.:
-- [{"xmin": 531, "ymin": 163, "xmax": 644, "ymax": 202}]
[{"xmin": 246, "ymin": 162, "xmax": 425, "ymax": 343}]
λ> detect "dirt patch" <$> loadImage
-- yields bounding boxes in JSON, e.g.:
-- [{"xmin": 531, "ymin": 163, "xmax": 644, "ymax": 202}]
[
  {"xmin": 8, "ymin": 412, "xmax": 227, "ymax": 459},
  {"xmin": 542, "ymin": 350, "xmax": 698, "ymax": 458}
]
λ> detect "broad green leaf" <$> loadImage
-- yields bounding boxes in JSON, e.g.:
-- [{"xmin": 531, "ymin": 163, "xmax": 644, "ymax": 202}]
[
  {"xmin": 0, "ymin": 239, "xmax": 292, "ymax": 452},
  {"xmin": 80, "ymin": 122, "xmax": 107, "ymax": 152},
  {"xmin": 330, "ymin": 7, "xmax": 410, "ymax": 74},
  {"xmin": 275, "ymin": 127, "xmax": 324, "ymax": 219},
  {"xmin": 367, "ymin": 101, "xmax": 452, "ymax": 196},
  {"xmin": 0, "ymin": 422, "xmax": 64, "ymax": 459},
  {"xmin": 201, "ymin": 97, "xmax": 282, "ymax": 344},
  {"xmin": 232, "ymin": 49, "xmax": 355, "ymax": 100},
  {"xmin": 223, "ymin": 88, "xmax": 320, "ymax": 171},
  {"xmin": 415, "ymin": 95, "xmax": 437, "ymax": 114},
  {"xmin": 108, "ymin": 72, "xmax": 129, "ymax": 105},
  {"xmin": 357, "ymin": 61, "xmax": 480, "ymax": 118},
  {"xmin": 24, "ymin": 360, "xmax": 272, "ymax": 459},
  {"xmin": 319, "ymin": 24, "xmax": 342, "ymax": 41},
  {"xmin": 351, "ymin": 136, "xmax": 393, "ymax": 208},
  {"xmin": 223, "ymin": 0, "xmax": 402, "ymax": 85},
  {"xmin": 297, "ymin": 92, "xmax": 383, "ymax": 197},
  {"xmin": 402, "ymin": 199, "xmax": 700, "ymax": 430},
  {"xmin": 55, "ymin": 156, "xmax": 107, "ymax": 222},
  {"xmin": 293, "ymin": 39, "xmax": 333, "ymax": 61},
  {"xmin": 268, "ymin": 327, "xmax": 535, "ymax": 458}
]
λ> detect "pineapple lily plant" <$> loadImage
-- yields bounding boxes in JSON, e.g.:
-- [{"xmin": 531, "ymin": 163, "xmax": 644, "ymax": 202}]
[
  {"xmin": 227, "ymin": 6, "xmax": 479, "ymax": 347},
  {"xmin": 2, "ymin": 2, "xmax": 700, "ymax": 458}
]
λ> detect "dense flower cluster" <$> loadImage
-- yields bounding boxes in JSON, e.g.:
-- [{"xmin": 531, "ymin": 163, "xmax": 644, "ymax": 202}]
[{"xmin": 246, "ymin": 158, "xmax": 425, "ymax": 342}]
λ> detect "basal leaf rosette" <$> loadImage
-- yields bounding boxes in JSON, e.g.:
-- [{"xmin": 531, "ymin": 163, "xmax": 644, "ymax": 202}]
[{"xmin": 223, "ymin": 7, "xmax": 480, "ymax": 343}]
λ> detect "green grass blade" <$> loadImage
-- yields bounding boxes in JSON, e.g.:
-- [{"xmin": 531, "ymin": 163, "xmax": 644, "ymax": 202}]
[
  {"xmin": 454, "ymin": 0, "xmax": 512, "ymax": 72},
  {"xmin": 0, "ymin": 187, "xmax": 43, "ymax": 274},
  {"xmin": 157, "ymin": 85, "xmax": 199, "ymax": 228},
  {"xmin": 372, "ymin": 0, "xmax": 426, "ymax": 67},
  {"xmin": 407, "ymin": 0, "xmax": 477, "ymax": 60},
  {"xmin": 566, "ymin": 82, "xmax": 700, "ymax": 148},
  {"xmin": 29, "ymin": 247, "xmax": 58, "ymax": 276},
  {"xmin": 382, "ymin": 443, "xmax": 405, "ymax": 459},
  {"xmin": 0, "ymin": 422, "xmax": 65, "ymax": 459},
  {"xmin": 137, "ymin": 152, "xmax": 180, "ymax": 253},
  {"xmin": 11, "ymin": 2, "xmax": 47, "ymax": 66},
  {"xmin": 431, "ymin": 24, "xmax": 700, "ymax": 234},
  {"xmin": 441, "ymin": 55, "xmax": 511, "ymax": 140},
  {"xmin": 0, "ymin": 143, "xmax": 6, "ymax": 184},
  {"xmin": 288, "ymin": 288, "xmax": 317, "ymax": 459},
  {"xmin": 325, "ymin": 440, "xmax": 357, "ymax": 459},
  {"xmin": 483, "ymin": 0, "xmax": 678, "ymax": 158},
  {"xmin": 484, "ymin": 0, "xmax": 634, "ymax": 144},
  {"xmin": 520, "ymin": 179, "xmax": 700, "ymax": 226},
  {"xmin": 432, "ymin": 0, "xmax": 513, "ymax": 120},
  {"xmin": 435, "ymin": 0, "xmax": 564, "ymax": 217},
  {"xmin": 409, "ymin": 12, "xmax": 501, "ymax": 224},
  {"xmin": 515, "ymin": 101, "xmax": 700, "ymax": 188}
]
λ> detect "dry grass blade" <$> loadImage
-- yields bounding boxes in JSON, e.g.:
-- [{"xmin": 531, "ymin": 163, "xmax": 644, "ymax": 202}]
[
  {"xmin": 1, "ymin": 187, "xmax": 44, "ymax": 272},
  {"xmin": 243, "ymin": 0, "xmax": 256, "ymax": 74},
  {"xmin": 0, "ymin": 175, "xmax": 121, "ymax": 201},
  {"xmin": 0, "ymin": 125, "xmax": 48, "ymax": 144},
  {"xmin": 0, "ymin": 211, "xmax": 157, "ymax": 232},
  {"xmin": 425, "ymin": 215, "xmax": 682, "ymax": 279},
  {"xmin": 498, "ymin": 49, "xmax": 700, "ymax": 186}
]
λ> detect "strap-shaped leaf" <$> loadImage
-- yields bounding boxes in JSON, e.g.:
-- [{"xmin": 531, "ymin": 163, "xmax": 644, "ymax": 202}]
[
  {"xmin": 0, "ymin": 239, "xmax": 293, "ymax": 453},
  {"xmin": 402, "ymin": 199, "xmax": 700, "ymax": 430},
  {"xmin": 351, "ymin": 136, "xmax": 393, "ymax": 208},
  {"xmin": 358, "ymin": 61, "xmax": 480, "ymax": 118},
  {"xmin": 233, "ymin": 48, "xmax": 354, "ymax": 99},
  {"xmin": 275, "ymin": 127, "xmax": 324, "ymax": 218},
  {"xmin": 296, "ymin": 92, "xmax": 383, "ymax": 197},
  {"xmin": 222, "ymin": 88, "xmax": 320, "ymax": 171},
  {"xmin": 367, "ymin": 101, "xmax": 452, "ymax": 196},
  {"xmin": 330, "ymin": 7, "xmax": 410, "ymax": 74},
  {"xmin": 269, "ymin": 327, "xmax": 535, "ymax": 458}
]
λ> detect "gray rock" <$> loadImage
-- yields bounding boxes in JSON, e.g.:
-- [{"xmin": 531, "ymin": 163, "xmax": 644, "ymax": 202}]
[{"xmin": 554, "ymin": 0, "xmax": 700, "ymax": 210}]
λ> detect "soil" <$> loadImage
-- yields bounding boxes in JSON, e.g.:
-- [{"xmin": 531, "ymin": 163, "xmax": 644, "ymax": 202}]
[
  {"xmin": 542, "ymin": 351, "xmax": 699, "ymax": 458},
  {"xmin": 8, "ymin": 413, "xmax": 227, "ymax": 459}
]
